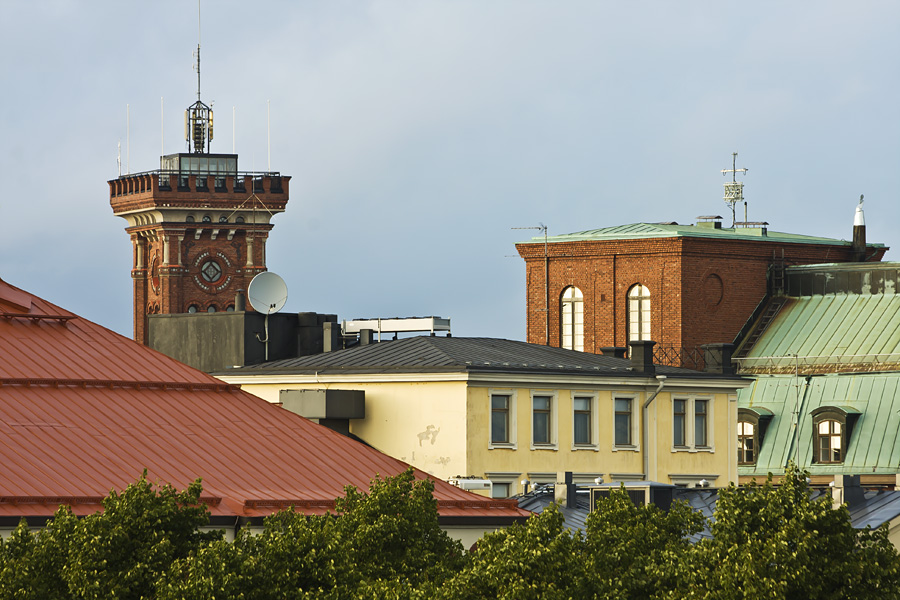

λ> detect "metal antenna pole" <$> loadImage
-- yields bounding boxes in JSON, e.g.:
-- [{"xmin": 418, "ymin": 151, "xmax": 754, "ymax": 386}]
[
  {"xmin": 513, "ymin": 224, "xmax": 550, "ymax": 345},
  {"xmin": 721, "ymin": 152, "xmax": 748, "ymax": 228}
]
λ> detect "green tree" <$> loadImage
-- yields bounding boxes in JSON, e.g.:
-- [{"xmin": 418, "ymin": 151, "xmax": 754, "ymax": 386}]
[
  {"xmin": 684, "ymin": 463, "xmax": 900, "ymax": 600},
  {"xmin": 439, "ymin": 503, "xmax": 581, "ymax": 600},
  {"xmin": 160, "ymin": 468, "xmax": 464, "ymax": 599},
  {"xmin": 0, "ymin": 473, "xmax": 215, "ymax": 600},
  {"xmin": 580, "ymin": 488, "xmax": 703, "ymax": 600}
]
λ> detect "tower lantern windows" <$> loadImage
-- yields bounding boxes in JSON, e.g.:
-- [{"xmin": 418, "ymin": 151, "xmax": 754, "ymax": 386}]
[{"xmin": 202, "ymin": 215, "xmax": 212, "ymax": 223}]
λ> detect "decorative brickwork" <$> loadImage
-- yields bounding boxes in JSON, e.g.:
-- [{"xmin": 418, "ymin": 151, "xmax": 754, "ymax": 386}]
[
  {"xmin": 111, "ymin": 166, "xmax": 290, "ymax": 344},
  {"xmin": 516, "ymin": 231, "xmax": 887, "ymax": 358}
]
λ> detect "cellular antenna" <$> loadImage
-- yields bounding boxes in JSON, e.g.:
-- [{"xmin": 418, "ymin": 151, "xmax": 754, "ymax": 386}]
[
  {"xmin": 184, "ymin": 0, "xmax": 213, "ymax": 154},
  {"xmin": 721, "ymin": 152, "xmax": 748, "ymax": 228}
]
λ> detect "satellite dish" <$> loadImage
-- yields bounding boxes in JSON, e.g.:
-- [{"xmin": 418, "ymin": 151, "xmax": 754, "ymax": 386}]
[{"xmin": 247, "ymin": 271, "xmax": 288, "ymax": 314}]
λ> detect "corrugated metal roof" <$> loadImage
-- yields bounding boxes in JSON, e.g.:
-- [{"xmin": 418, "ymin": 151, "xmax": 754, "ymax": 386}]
[
  {"xmin": 739, "ymin": 294, "xmax": 900, "ymax": 373},
  {"xmin": 0, "ymin": 278, "xmax": 528, "ymax": 522},
  {"xmin": 517, "ymin": 222, "xmax": 879, "ymax": 247},
  {"xmin": 738, "ymin": 373, "xmax": 900, "ymax": 476},
  {"xmin": 223, "ymin": 335, "xmax": 735, "ymax": 379}
]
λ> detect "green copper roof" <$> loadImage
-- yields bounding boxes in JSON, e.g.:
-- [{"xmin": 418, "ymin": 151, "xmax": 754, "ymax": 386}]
[
  {"xmin": 739, "ymin": 293, "xmax": 900, "ymax": 374},
  {"xmin": 520, "ymin": 222, "xmax": 884, "ymax": 247},
  {"xmin": 739, "ymin": 373, "xmax": 900, "ymax": 476}
]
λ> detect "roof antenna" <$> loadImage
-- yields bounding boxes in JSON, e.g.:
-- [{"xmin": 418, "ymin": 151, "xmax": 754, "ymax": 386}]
[
  {"xmin": 721, "ymin": 152, "xmax": 748, "ymax": 228},
  {"xmin": 184, "ymin": 0, "xmax": 213, "ymax": 154}
]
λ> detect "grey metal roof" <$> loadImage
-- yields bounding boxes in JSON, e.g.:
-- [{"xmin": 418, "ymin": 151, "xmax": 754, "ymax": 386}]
[
  {"xmin": 223, "ymin": 336, "xmax": 737, "ymax": 379},
  {"xmin": 516, "ymin": 485, "xmax": 900, "ymax": 539}
]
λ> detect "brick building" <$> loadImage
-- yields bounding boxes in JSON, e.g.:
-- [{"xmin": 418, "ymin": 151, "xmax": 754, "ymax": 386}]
[
  {"xmin": 515, "ymin": 218, "xmax": 887, "ymax": 365},
  {"xmin": 109, "ymin": 81, "xmax": 289, "ymax": 344}
]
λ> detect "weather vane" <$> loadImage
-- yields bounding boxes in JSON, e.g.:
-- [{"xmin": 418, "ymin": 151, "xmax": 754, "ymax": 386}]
[{"xmin": 721, "ymin": 152, "xmax": 748, "ymax": 228}]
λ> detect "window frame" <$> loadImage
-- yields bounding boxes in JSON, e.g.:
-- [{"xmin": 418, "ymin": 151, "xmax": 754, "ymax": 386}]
[
  {"xmin": 488, "ymin": 390, "xmax": 517, "ymax": 449},
  {"xmin": 530, "ymin": 391, "xmax": 558, "ymax": 450},
  {"xmin": 571, "ymin": 393, "xmax": 599, "ymax": 451},
  {"xmin": 612, "ymin": 394, "xmax": 639, "ymax": 451},
  {"xmin": 810, "ymin": 406, "xmax": 861, "ymax": 465},
  {"xmin": 627, "ymin": 284, "xmax": 651, "ymax": 342},
  {"xmin": 671, "ymin": 395, "xmax": 714, "ymax": 452},
  {"xmin": 560, "ymin": 286, "xmax": 584, "ymax": 351}
]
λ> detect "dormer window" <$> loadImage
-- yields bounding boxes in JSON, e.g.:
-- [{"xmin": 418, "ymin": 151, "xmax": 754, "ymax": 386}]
[
  {"xmin": 811, "ymin": 406, "xmax": 860, "ymax": 465},
  {"xmin": 737, "ymin": 407, "xmax": 773, "ymax": 466}
]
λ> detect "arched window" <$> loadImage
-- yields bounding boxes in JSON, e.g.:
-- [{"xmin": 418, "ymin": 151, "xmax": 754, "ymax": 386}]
[
  {"xmin": 560, "ymin": 286, "xmax": 583, "ymax": 351},
  {"xmin": 811, "ymin": 406, "xmax": 860, "ymax": 465},
  {"xmin": 627, "ymin": 284, "xmax": 651, "ymax": 341},
  {"xmin": 817, "ymin": 420, "xmax": 842, "ymax": 463},
  {"xmin": 737, "ymin": 407, "xmax": 773, "ymax": 466},
  {"xmin": 737, "ymin": 420, "xmax": 755, "ymax": 464}
]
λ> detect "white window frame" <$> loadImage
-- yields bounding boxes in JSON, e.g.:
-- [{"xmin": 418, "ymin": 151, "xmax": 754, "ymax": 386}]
[
  {"xmin": 611, "ymin": 393, "xmax": 640, "ymax": 452},
  {"xmin": 671, "ymin": 395, "xmax": 714, "ymax": 453},
  {"xmin": 530, "ymin": 391, "xmax": 558, "ymax": 450},
  {"xmin": 484, "ymin": 471, "xmax": 521, "ymax": 496},
  {"xmin": 561, "ymin": 286, "xmax": 584, "ymax": 351},
  {"xmin": 571, "ymin": 392, "xmax": 599, "ymax": 451},
  {"xmin": 488, "ymin": 389, "xmax": 517, "ymax": 450},
  {"xmin": 627, "ymin": 284, "xmax": 651, "ymax": 341}
]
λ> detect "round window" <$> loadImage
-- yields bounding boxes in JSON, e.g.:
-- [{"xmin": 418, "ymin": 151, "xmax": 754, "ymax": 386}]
[
  {"xmin": 207, "ymin": 305, "xmax": 217, "ymax": 313},
  {"xmin": 187, "ymin": 305, "xmax": 199, "ymax": 313},
  {"xmin": 200, "ymin": 260, "xmax": 223, "ymax": 283}
]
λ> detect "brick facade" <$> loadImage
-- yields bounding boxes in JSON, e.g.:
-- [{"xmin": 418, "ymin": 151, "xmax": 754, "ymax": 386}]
[
  {"xmin": 516, "ymin": 229, "xmax": 887, "ymax": 359},
  {"xmin": 110, "ymin": 169, "xmax": 290, "ymax": 344}
]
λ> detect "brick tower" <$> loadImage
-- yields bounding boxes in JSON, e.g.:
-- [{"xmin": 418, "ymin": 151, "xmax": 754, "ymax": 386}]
[{"xmin": 109, "ymin": 45, "xmax": 289, "ymax": 344}]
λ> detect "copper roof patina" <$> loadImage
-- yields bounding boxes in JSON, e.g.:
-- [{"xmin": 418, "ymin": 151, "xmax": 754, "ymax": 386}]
[{"xmin": 518, "ymin": 222, "xmax": 885, "ymax": 248}]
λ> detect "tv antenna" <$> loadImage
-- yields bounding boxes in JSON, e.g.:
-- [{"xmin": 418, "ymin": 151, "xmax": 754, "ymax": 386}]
[
  {"xmin": 721, "ymin": 152, "xmax": 748, "ymax": 227},
  {"xmin": 247, "ymin": 271, "xmax": 289, "ymax": 361},
  {"xmin": 512, "ymin": 223, "xmax": 549, "ymax": 345},
  {"xmin": 184, "ymin": 0, "xmax": 213, "ymax": 153}
]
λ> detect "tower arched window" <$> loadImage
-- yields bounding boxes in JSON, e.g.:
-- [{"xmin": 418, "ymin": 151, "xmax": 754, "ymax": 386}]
[
  {"xmin": 560, "ymin": 286, "xmax": 583, "ymax": 351},
  {"xmin": 627, "ymin": 284, "xmax": 651, "ymax": 341}
]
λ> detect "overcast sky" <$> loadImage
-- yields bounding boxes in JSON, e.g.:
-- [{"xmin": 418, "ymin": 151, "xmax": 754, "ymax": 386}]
[{"xmin": 2, "ymin": 1, "xmax": 899, "ymax": 341}]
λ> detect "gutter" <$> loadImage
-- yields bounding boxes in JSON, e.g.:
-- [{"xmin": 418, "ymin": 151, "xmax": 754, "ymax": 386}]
[{"xmin": 642, "ymin": 375, "xmax": 667, "ymax": 481}]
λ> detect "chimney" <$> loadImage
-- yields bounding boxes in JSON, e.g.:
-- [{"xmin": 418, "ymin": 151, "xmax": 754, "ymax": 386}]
[
  {"xmin": 701, "ymin": 343, "xmax": 735, "ymax": 375},
  {"xmin": 323, "ymin": 321, "xmax": 341, "ymax": 352},
  {"xmin": 600, "ymin": 347, "xmax": 628, "ymax": 359},
  {"xmin": 235, "ymin": 289, "xmax": 246, "ymax": 312},
  {"xmin": 832, "ymin": 474, "xmax": 864, "ymax": 508},
  {"xmin": 359, "ymin": 329, "xmax": 375, "ymax": 345},
  {"xmin": 628, "ymin": 340, "xmax": 656, "ymax": 375},
  {"xmin": 853, "ymin": 195, "xmax": 866, "ymax": 262}
]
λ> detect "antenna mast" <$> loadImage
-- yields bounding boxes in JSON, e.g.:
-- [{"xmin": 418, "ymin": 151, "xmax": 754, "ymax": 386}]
[
  {"xmin": 721, "ymin": 152, "xmax": 748, "ymax": 227},
  {"xmin": 184, "ymin": 0, "xmax": 213, "ymax": 154}
]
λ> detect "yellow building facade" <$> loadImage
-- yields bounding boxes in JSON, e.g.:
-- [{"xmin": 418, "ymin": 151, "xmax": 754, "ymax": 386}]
[{"xmin": 217, "ymin": 337, "xmax": 748, "ymax": 496}]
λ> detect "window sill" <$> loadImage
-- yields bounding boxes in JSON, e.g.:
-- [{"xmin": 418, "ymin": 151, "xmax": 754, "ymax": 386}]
[
  {"xmin": 672, "ymin": 446, "xmax": 715, "ymax": 453},
  {"xmin": 571, "ymin": 444, "xmax": 599, "ymax": 452},
  {"xmin": 530, "ymin": 443, "xmax": 558, "ymax": 451},
  {"xmin": 612, "ymin": 444, "xmax": 639, "ymax": 452},
  {"xmin": 488, "ymin": 442, "xmax": 517, "ymax": 450}
]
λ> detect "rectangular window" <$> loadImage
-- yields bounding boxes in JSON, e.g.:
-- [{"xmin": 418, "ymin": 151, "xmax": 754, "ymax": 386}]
[
  {"xmin": 573, "ymin": 397, "xmax": 592, "ymax": 445},
  {"xmin": 695, "ymin": 400, "xmax": 708, "ymax": 447},
  {"xmin": 673, "ymin": 399, "xmax": 687, "ymax": 447},
  {"xmin": 491, "ymin": 482, "xmax": 510, "ymax": 498},
  {"xmin": 491, "ymin": 395, "xmax": 510, "ymax": 444},
  {"xmin": 533, "ymin": 396, "xmax": 552, "ymax": 445},
  {"xmin": 614, "ymin": 398, "xmax": 633, "ymax": 446}
]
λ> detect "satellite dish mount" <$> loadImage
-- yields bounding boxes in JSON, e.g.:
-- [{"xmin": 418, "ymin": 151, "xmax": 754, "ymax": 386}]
[{"xmin": 247, "ymin": 271, "xmax": 289, "ymax": 361}]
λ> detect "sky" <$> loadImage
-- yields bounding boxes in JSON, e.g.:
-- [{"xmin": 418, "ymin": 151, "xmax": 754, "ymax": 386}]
[{"xmin": 2, "ymin": 1, "xmax": 899, "ymax": 341}]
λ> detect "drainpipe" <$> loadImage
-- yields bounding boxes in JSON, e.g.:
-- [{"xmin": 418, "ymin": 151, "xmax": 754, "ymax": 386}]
[{"xmin": 642, "ymin": 375, "xmax": 667, "ymax": 481}]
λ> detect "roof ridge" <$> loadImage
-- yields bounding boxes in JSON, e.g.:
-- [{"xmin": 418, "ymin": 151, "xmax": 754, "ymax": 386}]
[{"xmin": 0, "ymin": 378, "xmax": 240, "ymax": 392}]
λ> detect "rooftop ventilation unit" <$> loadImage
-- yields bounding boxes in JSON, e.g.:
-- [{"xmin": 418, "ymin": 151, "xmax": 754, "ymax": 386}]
[{"xmin": 342, "ymin": 316, "xmax": 451, "ymax": 341}]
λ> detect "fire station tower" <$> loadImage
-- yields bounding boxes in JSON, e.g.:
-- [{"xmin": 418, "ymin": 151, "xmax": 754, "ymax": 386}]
[{"xmin": 109, "ymin": 46, "xmax": 289, "ymax": 344}]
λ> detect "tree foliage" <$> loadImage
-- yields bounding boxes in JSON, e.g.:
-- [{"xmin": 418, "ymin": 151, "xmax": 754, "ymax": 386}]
[
  {"xmin": 2, "ymin": 465, "xmax": 899, "ymax": 599},
  {"xmin": 684, "ymin": 463, "xmax": 900, "ymax": 600}
]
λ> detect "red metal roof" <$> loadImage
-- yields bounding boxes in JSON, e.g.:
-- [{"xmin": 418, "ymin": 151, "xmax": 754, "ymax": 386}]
[{"xmin": 0, "ymin": 279, "xmax": 528, "ymax": 521}]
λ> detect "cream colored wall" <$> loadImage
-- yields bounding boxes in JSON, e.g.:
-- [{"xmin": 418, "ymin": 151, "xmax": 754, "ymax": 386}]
[
  {"xmin": 467, "ymin": 385, "xmax": 737, "ymax": 494},
  {"xmin": 234, "ymin": 379, "xmax": 470, "ymax": 481}
]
